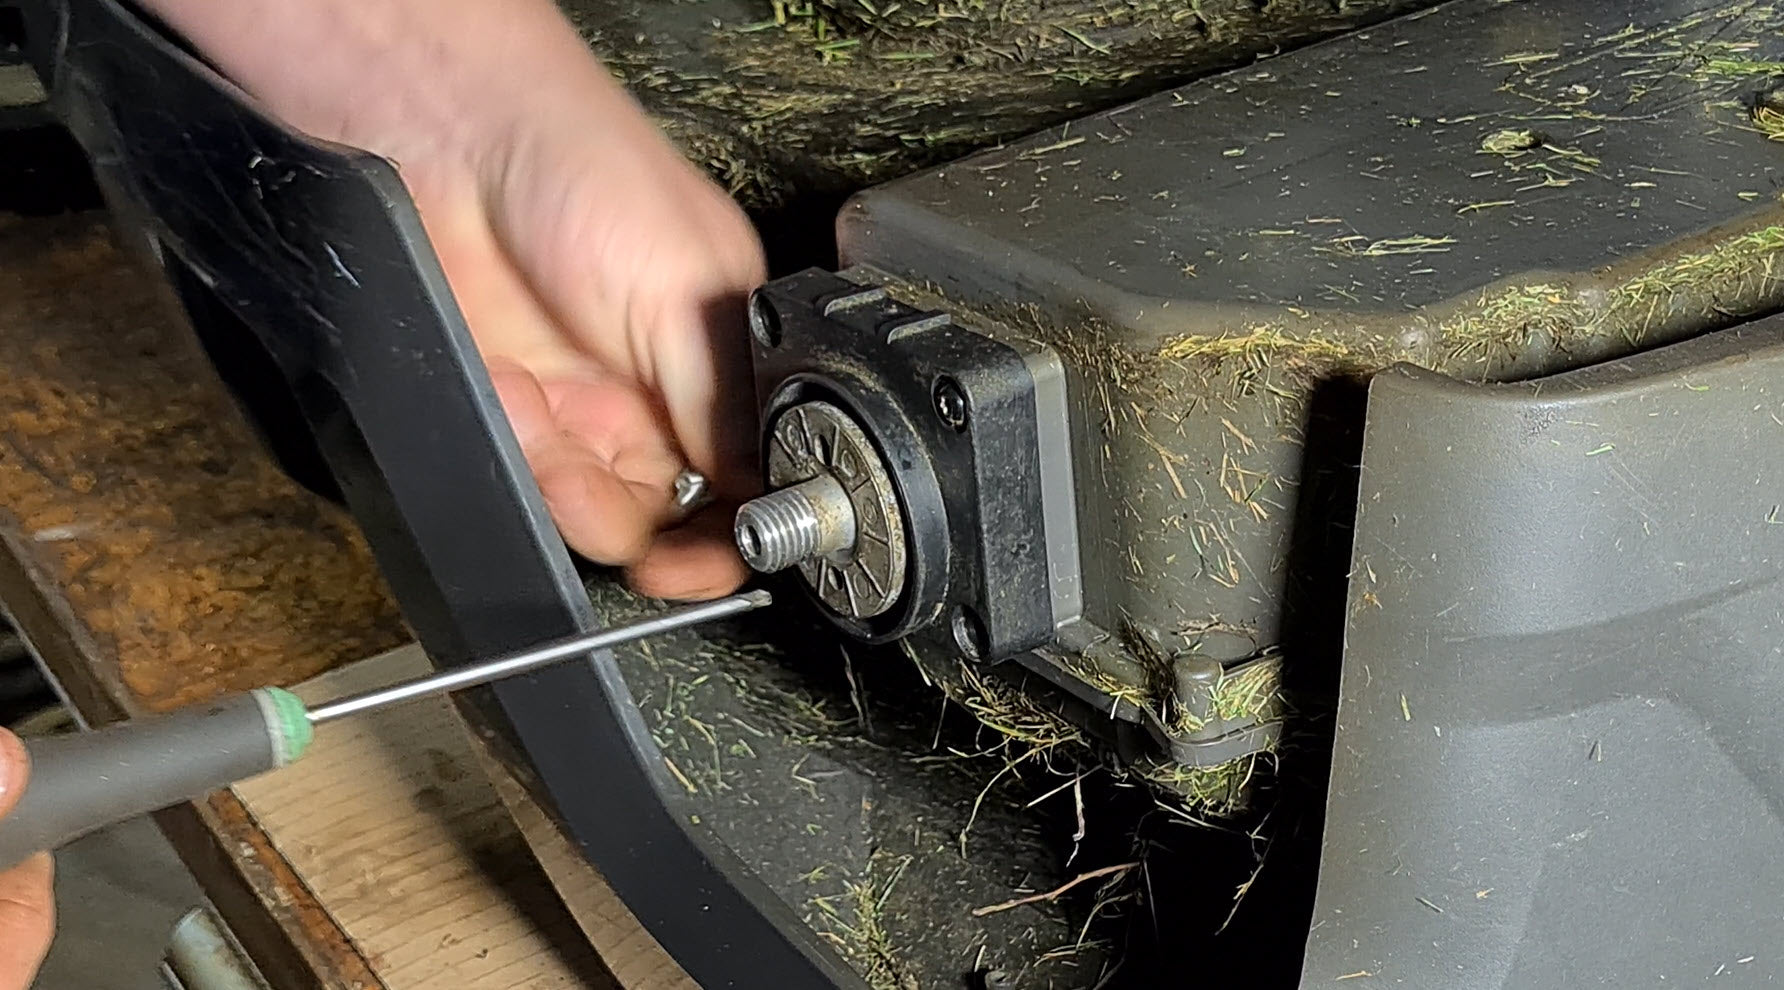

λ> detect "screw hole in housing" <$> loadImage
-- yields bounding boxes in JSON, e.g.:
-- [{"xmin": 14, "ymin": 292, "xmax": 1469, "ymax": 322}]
[
  {"xmin": 749, "ymin": 294, "xmax": 782, "ymax": 348},
  {"xmin": 950, "ymin": 605, "xmax": 987, "ymax": 660}
]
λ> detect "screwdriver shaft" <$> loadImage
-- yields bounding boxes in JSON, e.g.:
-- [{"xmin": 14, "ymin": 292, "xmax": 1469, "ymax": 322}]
[{"xmin": 305, "ymin": 590, "xmax": 772, "ymax": 725}]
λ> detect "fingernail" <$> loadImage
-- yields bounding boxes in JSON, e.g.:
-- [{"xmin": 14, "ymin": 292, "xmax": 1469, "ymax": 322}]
[{"xmin": 0, "ymin": 728, "xmax": 23, "ymax": 799}]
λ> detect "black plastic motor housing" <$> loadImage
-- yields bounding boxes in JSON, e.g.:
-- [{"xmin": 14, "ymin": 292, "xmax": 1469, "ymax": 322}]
[{"xmin": 747, "ymin": 269, "xmax": 1081, "ymax": 663}]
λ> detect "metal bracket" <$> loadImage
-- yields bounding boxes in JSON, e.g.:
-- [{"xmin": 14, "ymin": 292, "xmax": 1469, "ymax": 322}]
[
  {"xmin": 1020, "ymin": 646, "xmax": 1283, "ymax": 769},
  {"xmin": 161, "ymin": 907, "xmax": 271, "ymax": 990}
]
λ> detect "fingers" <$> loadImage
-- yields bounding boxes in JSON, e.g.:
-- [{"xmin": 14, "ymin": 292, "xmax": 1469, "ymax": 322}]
[
  {"xmin": 626, "ymin": 509, "xmax": 750, "ymax": 601},
  {"xmin": 648, "ymin": 189, "xmax": 766, "ymax": 499},
  {"xmin": 484, "ymin": 124, "xmax": 768, "ymax": 497},
  {"xmin": 530, "ymin": 441, "xmax": 682, "ymax": 565},
  {"xmin": 417, "ymin": 179, "xmax": 588, "ymax": 379},
  {"xmin": 489, "ymin": 362, "xmax": 684, "ymax": 565},
  {"xmin": 0, "ymin": 730, "xmax": 54, "ymax": 990},
  {"xmin": 651, "ymin": 288, "xmax": 764, "ymax": 502},
  {"xmin": 487, "ymin": 360, "xmax": 751, "ymax": 597},
  {"xmin": 0, "ymin": 853, "xmax": 53, "ymax": 990},
  {"xmin": 414, "ymin": 114, "xmax": 765, "ymax": 584}
]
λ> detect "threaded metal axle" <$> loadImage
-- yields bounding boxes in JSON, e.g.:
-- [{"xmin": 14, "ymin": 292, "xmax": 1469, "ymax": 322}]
[
  {"xmin": 740, "ymin": 400, "xmax": 908, "ymax": 620},
  {"xmin": 734, "ymin": 474, "xmax": 857, "ymax": 573}
]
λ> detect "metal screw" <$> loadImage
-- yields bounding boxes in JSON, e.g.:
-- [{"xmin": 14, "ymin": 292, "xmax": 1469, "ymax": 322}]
[
  {"xmin": 734, "ymin": 474, "xmax": 857, "ymax": 573},
  {"xmin": 933, "ymin": 377, "xmax": 969, "ymax": 431},
  {"xmin": 672, "ymin": 469, "xmax": 711, "ymax": 518}
]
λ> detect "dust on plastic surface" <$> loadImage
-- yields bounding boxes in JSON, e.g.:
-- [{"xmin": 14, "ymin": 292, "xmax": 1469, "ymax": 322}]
[{"xmin": 561, "ymin": 0, "xmax": 1429, "ymax": 211}]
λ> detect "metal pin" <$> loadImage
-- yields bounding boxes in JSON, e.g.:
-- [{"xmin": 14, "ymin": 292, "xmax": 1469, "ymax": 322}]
[{"xmin": 305, "ymin": 591, "xmax": 771, "ymax": 725}]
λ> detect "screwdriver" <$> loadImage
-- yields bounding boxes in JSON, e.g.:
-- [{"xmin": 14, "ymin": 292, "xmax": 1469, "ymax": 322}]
[{"xmin": 0, "ymin": 590, "xmax": 771, "ymax": 871}]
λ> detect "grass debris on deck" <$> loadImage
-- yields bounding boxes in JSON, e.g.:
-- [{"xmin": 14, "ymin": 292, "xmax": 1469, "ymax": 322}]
[{"xmin": 562, "ymin": 0, "xmax": 1431, "ymax": 209}]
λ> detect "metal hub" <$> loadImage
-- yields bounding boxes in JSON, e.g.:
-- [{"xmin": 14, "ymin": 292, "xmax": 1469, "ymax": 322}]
[{"xmin": 734, "ymin": 401, "xmax": 907, "ymax": 619}]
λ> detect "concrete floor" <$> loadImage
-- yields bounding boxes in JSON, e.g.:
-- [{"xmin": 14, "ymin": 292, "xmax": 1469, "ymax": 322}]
[{"xmin": 31, "ymin": 814, "xmax": 204, "ymax": 989}]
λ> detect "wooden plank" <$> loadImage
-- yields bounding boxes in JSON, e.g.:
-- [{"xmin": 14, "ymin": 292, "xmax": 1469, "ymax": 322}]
[
  {"xmin": 0, "ymin": 213, "xmax": 408, "ymax": 713},
  {"xmin": 0, "ymin": 516, "xmax": 380, "ymax": 990},
  {"xmin": 0, "ymin": 212, "xmax": 405, "ymax": 988},
  {"xmin": 461, "ymin": 725, "xmax": 697, "ymax": 990},
  {"xmin": 160, "ymin": 795, "xmax": 385, "ymax": 990},
  {"xmin": 0, "ymin": 211, "xmax": 678, "ymax": 989},
  {"xmin": 233, "ymin": 646, "xmax": 619, "ymax": 990}
]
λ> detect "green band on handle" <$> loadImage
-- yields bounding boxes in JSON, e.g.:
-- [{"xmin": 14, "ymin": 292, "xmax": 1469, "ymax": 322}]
[
  {"xmin": 255, "ymin": 687, "xmax": 314, "ymax": 765},
  {"xmin": 0, "ymin": 692, "xmax": 291, "ymax": 871}
]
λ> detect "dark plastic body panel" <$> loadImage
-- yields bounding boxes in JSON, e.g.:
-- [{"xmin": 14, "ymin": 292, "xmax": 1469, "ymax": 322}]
[{"xmin": 1314, "ymin": 316, "xmax": 1784, "ymax": 986}]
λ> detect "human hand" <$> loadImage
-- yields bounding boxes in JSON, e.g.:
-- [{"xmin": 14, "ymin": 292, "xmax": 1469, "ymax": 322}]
[
  {"xmin": 0, "ymin": 728, "xmax": 53, "ymax": 990},
  {"xmin": 144, "ymin": 0, "xmax": 766, "ymax": 600}
]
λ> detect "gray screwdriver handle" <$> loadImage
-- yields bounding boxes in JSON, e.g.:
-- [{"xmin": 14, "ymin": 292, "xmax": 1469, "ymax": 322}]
[{"xmin": 0, "ymin": 691, "xmax": 303, "ymax": 871}]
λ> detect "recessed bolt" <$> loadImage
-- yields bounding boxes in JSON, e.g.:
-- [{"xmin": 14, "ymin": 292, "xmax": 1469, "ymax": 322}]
[
  {"xmin": 749, "ymin": 294, "xmax": 783, "ymax": 348},
  {"xmin": 933, "ymin": 377, "xmax": 969, "ymax": 431},
  {"xmin": 951, "ymin": 605, "xmax": 988, "ymax": 660}
]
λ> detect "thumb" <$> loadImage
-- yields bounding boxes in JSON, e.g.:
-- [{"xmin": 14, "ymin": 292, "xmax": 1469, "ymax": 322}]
[
  {"xmin": 0, "ymin": 728, "xmax": 28, "ymax": 819},
  {"xmin": 0, "ymin": 854, "xmax": 52, "ymax": 990},
  {"xmin": 0, "ymin": 729, "xmax": 54, "ymax": 990}
]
